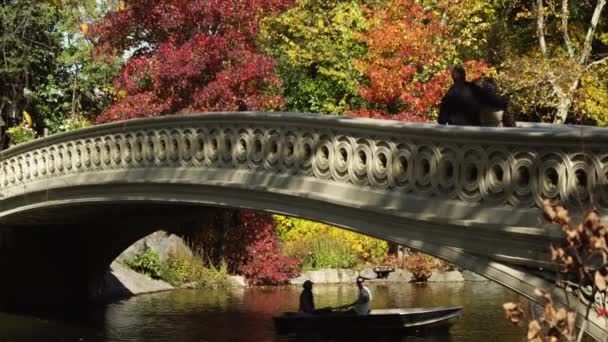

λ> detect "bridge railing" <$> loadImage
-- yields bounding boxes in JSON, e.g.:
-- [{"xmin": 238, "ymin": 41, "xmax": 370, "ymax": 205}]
[{"xmin": 1, "ymin": 112, "xmax": 606, "ymax": 213}]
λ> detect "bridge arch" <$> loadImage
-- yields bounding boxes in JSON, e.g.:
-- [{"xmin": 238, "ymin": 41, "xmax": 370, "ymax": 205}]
[{"xmin": 1, "ymin": 112, "xmax": 607, "ymax": 338}]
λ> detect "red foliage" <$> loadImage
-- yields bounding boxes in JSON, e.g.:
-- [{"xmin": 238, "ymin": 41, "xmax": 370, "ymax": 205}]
[
  {"xmin": 225, "ymin": 211, "xmax": 299, "ymax": 285},
  {"xmin": 349, "ymin": 0, "xmax": 489, "ymax": 122},
  {"xmin": 91, "ymin": 0, "xmax": 292, "ymax": 122}
]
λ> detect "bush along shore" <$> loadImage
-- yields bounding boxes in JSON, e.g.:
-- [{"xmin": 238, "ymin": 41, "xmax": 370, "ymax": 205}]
[{"xmin": 108, "ymin": 229, "xmax": 488, "ymax": 299}]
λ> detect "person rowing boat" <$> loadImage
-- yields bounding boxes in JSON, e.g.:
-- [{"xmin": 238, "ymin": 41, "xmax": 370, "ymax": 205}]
[{"xmin": 319, "ymin": 277, "xmax": 372, "ymax": 315}]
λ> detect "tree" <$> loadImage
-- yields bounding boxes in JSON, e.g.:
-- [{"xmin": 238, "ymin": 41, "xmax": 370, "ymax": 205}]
[
  {"xmin": 0, "ymin": 0, "xmax": 61, "ymax": 132},
  {"xmin": 92, "ymin": 0, "xmax": 292, "ymax": 122},
  {"xmin": 422, "ymin": 0, "xmax": 499, "ymax": 62},
  {"xmin": 39, "ymin": 0, "xmax": 120, "ymax": 134},
  {"xmin": 495, "ymin": 0, "xmax": 607, "ymax": 124},
  {"xmin": 92, "ymin": 0, "xmax": 298, "ymax": 285},
  {"xmin": 349, "ymin": 0, "xmax": 489, "ymax": 121},
  {"xmin": 259, "ymin": 0, "xmax": 368, "ymax": 115}
]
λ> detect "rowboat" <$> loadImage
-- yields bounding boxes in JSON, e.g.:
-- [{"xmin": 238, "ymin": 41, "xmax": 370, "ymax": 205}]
[{"xmin": 273, "ymin": 306, "xmax": 463, "ymax": 334}]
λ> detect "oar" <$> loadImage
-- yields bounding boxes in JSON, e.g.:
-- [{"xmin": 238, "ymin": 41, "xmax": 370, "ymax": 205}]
[{"xmin": 316, "ymin": 303, "xmax": 352, "ymax": 313}]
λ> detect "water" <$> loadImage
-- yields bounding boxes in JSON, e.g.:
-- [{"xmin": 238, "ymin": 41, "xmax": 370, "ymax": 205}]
[{"xmin": 0, "ymin": 282, "xmax": 527, "ymax": 342}]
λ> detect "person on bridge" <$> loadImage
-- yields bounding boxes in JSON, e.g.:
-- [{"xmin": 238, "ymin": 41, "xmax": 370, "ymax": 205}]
[
  {"xmin": 346, "ymin": 277, "xmax": 372, "ymax": 315},
  {"xmin": 299, "ymin": 280, "xmax": 316, "ymax": 314}
]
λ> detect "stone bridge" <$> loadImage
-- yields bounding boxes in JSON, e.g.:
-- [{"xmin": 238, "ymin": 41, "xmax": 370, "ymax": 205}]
[{"xmin": 1, "ymin": 112, "xmax": 607, "ymax": 337}]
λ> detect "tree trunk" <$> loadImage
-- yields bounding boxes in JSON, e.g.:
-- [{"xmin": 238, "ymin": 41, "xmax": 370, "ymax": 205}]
[{"xmin": 554, "ymin": 96, "xmax": 572, "ymax": 124}]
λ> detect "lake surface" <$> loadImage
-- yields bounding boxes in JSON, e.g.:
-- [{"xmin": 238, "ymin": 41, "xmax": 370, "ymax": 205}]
[{"xmin": 0, "ymin": 281, "xmax": 527, "ymax": 341}]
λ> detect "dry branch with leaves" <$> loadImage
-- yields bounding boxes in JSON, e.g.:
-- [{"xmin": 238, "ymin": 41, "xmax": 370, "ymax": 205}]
[{"xmin": 503, "ymin": 199, "xmax": 608, "ymax": 341}]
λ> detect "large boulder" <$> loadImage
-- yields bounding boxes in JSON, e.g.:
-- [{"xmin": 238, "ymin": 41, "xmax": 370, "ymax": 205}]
[
  {"xmin": 290, "ymin": 269, "xmax": 359, "ymax": 284},
  {"xmin": 359, "ymin": 268, "xmax": 378, "ymax": 280},
  {"xmin": 119, "ymin": 230, "xmax": 192, "ymax": 262},
  {"xmin": 338, "ymin": 269, "xmax": 358, "ymax": 283},
  {"xmin": 100, "ymin": 261, "xmax": 173, "ymax": 299},
  {"xmin": 386, "ymin": 269, "xmax": 413, "ymax": 282},
  {"xmin": 428, "ymin": 270, "xmax": 465, "ymax": 282}
]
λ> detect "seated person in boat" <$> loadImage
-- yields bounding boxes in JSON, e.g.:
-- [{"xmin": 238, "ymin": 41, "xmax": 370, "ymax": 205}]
[
  {"xmin": 346, "ymin": 277, "xmax": 372, "ymax": 315},
  {"xmin": 299, "ymin": 280, "xmax": 315, "ymax": 314}
]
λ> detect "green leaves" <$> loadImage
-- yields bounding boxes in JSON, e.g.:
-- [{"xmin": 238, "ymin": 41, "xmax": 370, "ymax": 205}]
[
  {"xmin": 259, "ymin": 0, "xmax": 368, "ymax": 114},
  {"xmin": 123, "ymin": 247, "xmax": 163, "ymax": 279}
]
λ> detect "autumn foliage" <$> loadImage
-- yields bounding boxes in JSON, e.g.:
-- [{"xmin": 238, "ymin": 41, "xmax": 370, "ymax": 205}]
[
  {"xmin": 503, "ymin": 200, "xmax": 608, "ymax": 341},
  {"xmin": 349, "ymin": 0, "xmax": 489, "ymax": 122},
  {"xmin": 90, "ymin": 1, "xmax": 299, "ymax": 285},
  {"xmin": 91, "ymin": 0, "xmax": 293, "ymax": 122},
  {"xmin": 231, "ymin": 211, "xmax": 299, "ymax": 285}
]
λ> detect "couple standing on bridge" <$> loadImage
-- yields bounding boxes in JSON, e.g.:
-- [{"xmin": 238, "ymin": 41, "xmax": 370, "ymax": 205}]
[
  {"xmin": 438, "ymin": 66, "xmax": 516, "ymax": 128},
  {"xmin": 298, "ymin": 277, "xmax": 372, "ymax": 315}
]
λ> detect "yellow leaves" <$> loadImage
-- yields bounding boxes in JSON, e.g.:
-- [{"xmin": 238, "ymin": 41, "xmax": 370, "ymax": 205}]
[
  {"xmin": 575, "ymin": 65, "xmax": 608, "ymax": 126},
  {"xmin": 22, "ymin": 110, "xmax": 33, "ymax": 127},
  {"xmin": 79, "ymin": 23, "xmax": 89, "ymax": 36},
  {"xmin": 273, "ymin": 215, "xmax": 389, "ymax": 262},
  {"xmin": 515, "ymin": 10, "xmax": 535, "ymax": 21}
]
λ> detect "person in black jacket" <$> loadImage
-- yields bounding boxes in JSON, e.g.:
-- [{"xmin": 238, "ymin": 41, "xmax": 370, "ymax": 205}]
[
  {"xmin": 438, "ymin": 67, "xmax": 508, "ymax": 126},
  {"xmin": 299, "ymin": 280, "xmax": 315, "ymax": 314}
]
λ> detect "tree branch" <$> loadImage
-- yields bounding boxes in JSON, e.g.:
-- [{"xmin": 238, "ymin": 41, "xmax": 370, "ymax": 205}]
[
  {"xmin": 537, "ymin": 0, "xmax": 548, "ymax": 56},
  {"xmin": 580, "ymin": 0, "xmax": 606, "ymax": 65},
  {"xmin": 562, "ymin": 0, "xmax": 575, "ymax": 58},
  {"xmin": 585, "ymin": 55, "xmax": 608, "ymax": 71}
]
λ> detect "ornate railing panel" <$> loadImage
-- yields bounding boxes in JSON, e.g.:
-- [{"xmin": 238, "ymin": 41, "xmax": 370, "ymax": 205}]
[
  {"xmin": 1, "ymin": 113, "xmax": 607, "ymax": 214},
  {"xmin": 3, "ymin": 112, "xmax": 608, "ymax": 340}
]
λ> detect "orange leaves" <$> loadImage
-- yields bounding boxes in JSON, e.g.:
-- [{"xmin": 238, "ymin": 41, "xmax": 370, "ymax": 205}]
[
  {"xmin": 503, "ymin": 302, "xmax": 524, "ymax": 324},
  {"xmin": 518, "ymin": 201, "xmax": 608, "ymax": 341},
  {"xmin": 351, "ymin": 0, "xmax": 490, "ymax": 121},
  {"xmin": 352, "ymin": 0, "xmax": 453, "ymax": 120}
]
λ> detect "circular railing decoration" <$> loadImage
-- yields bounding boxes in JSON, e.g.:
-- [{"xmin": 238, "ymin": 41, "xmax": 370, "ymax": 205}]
[{"xmin": 1, "ymin": 116, "xmax": 606, "ymax": 213}]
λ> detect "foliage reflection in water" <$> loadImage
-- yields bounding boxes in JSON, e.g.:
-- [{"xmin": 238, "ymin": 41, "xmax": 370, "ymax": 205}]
[{"xmin": 0, "ymin": 282, "xmax": 526, "ymax": 341}]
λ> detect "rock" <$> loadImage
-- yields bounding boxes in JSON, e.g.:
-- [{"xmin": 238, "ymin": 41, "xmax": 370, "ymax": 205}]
[
  {"xmin": 338, "ymin": 269, "xmax": 358, "ymax": 283},
  {"xmin": 290, "ymin": 269, "xmax": 359, "ymax": 284},
  {"xmin": 311, "ymin": 269, "xmax": 340, "ymax": 283},
  {"xmin": 119, "ymin": 239, "xmax": 146, "ymax": 260},
  {"xmin": 461, "ymin": 270, "xmax": 488, "ymax": 281},
  {"xmin": 100, "ymin": 261, "xmax": 173, "ymax": 299},
  {"xmin": 228, "ymin": 275, "xmax": 247, "ymax": 287},
  {"xmin": 119, "ymin": 230, "xmax": 192, "ymax": 262},
  {"xmin": 180, "ymin": 282, "xmax": 197, "ymax": 289},
  {"xmin": 290, "ymin": 275, "xmax": 307, "ymax": 285},
  {"xmin": 428, "ymin": 270, "xmax": 465, "ymax": 282},
  {"xmin": 359, "ymin": 268, "xmax": 377, "ymax": 280},
  {"xmin": 387, "ymin": 269, "xmax": 413, "ymax": 282}
]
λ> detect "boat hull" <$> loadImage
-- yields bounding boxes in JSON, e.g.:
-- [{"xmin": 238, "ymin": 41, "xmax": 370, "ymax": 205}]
[{"xmin": 273, "ymin": 306, "xmax": 462, "ymax": 335}]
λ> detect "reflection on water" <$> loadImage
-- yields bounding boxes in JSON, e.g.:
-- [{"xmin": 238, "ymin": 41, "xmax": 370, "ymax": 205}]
[{"xmin": 0, "ymin": 282, "xmax": 527, "ymax": 342}]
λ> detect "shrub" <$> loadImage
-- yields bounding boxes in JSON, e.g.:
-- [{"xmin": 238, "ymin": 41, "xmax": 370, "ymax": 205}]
[
  {"xmin": 159, "ymin": 243, "xmax": 231, "ymax": 288},
  {"xmin": 6, "ymin": 124, "xmax": 36, "ymax": 145},
  {"xmin": 185, "ymin": 210, "xmax": 300, "ymax": 285},
  {"xmin": 274, "ymin": 215, "xmax": 389, "ymax": 265},
  {"xmin": 503, "ymin": 200, "xmax": 608, "ymax": 341},
  {"xmin": 236, "ymin": 211, "xmax": 300, "ymax": 285},
  {"xmin": 123, "ymin": 247, "xmax": 162, "ymax": 279},
  {"xmin": 404, "ymin": 253, "xmax": 439, "ymax": 282},
  {"xmin": 284, "ymin": 233, "xmax": 358, "ymax": 271}
]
